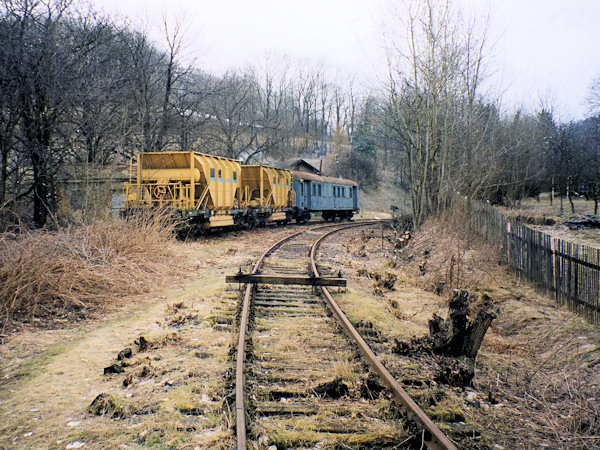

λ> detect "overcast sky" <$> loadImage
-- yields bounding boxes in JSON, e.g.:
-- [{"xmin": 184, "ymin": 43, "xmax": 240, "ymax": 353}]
[{"xmin": 90, "ymin": 0, "xmax": 600, "ymax": 122}]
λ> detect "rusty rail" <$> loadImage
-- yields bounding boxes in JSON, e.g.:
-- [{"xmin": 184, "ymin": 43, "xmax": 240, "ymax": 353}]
[
  {"xmin": 309, "ymin": 227, "xmax": 457, "ymax": 450},
  {"xmin": 234, "ymin": 220, "xmax": 450, "ymax": 449},
  {"xmin": 235, "ymin": 230, "xmax": 302, "ymax": 448},
  {"xmin": 234, "ymin": 221, "xmax": 377, "ymax": 448}
]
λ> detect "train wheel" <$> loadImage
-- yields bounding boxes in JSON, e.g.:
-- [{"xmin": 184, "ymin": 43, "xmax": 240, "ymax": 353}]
[{"xmin": 248, "ymin": 215, "xmax": 258, "ymax": 229}]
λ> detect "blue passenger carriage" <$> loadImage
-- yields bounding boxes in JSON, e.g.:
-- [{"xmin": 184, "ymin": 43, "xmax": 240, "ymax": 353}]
[{"xmin": 291, "ymin": 170, "xmax": 359, "ymax": 222}]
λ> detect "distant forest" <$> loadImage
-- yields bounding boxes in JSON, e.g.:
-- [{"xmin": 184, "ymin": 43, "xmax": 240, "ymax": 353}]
[{"xmin": 1, "ymin": 0, "xmax": 599, "ymax": 228}]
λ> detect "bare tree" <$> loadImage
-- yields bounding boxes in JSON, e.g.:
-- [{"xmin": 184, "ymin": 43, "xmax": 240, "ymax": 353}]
[
  {"xmin": 385, "ymin": 0, "xmax": 491, "ymax": 227},
  {"xmin": 169, "ymin": 70, "xmax": 212, "ymax": 151},
  {"xmin": 247, "ymin": 59, "xmax": 294, "ymax": 161},
  {"xmin": 0, "ymin": 4, "xmax": 21, "ymax": 209},
  {"xmin": 119, "ymin": 28, "xmax": 167, "ymax": 155},
  {"xmin": 66, "ymin": 16, "xmax": 130, "ymax": 165},
  {"xmin": 579, "ymin": 116, "xmax": 600, "ymax": 214},
  {"xmin": 153, "ymin": 17, "xmax": 194, "ymax": 151},
  {"xmin": 3, "ymin": 0, "xmax": 86, "ymax": 227},
  {"xmin": 198, "ymin": 72, "xmax": 259, "ymax": 160},
  {"xmin": 589, "ymin": 76, "xmax": 600, "ymax": 116}
]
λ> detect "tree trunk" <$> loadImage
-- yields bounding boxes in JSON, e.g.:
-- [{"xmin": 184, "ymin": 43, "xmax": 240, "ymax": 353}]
[
  {"xmin": 560, "ymin": 195, "xmax": 563, "ymax": 214},
  {"xmin": 567, "ymin": 176, "xmax": 575, "ymax": 214},
  {"xmin": 156, "ymin": 53, "xmax": 174, "ymax": 151},
  {"xmin": 25, "ymin": 111, "xmax": 53, "ymax": 228},
  {"xmin": 0, "ymin": 147, "xmax": 7, "ymax": 205},
  {"xmin": 568, "ymin": 191, "xmax": 575, "ymax": 214},
  {"xmin": 31, "ymin": 149, "xmax": 49, "ymax": 228}
]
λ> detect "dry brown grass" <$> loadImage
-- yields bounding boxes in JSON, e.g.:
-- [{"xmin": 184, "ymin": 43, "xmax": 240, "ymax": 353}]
[
  {"xmin": 0, "ymin": 210, "xmax": 179, "ymax": 332},
  {"xmin": 518, "ymin": 192, "xmax": 598, "ymax": 217},
  {"xmin": 0, "ymin": 226, "xmax": 297, "ymax": 449},
  {"xmin": 392, "ymin": 208, "xmax": 600, "ymax": 448},
  {"xmin": 397, "ymin": 204, "xmax": 502, "ymax": 297},
  {"xmin": 359, "ymin": 165, "xmax": 411, "ymax": 216}
]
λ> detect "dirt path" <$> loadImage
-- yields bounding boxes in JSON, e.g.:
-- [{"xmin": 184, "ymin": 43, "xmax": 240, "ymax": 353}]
[{"xmin": 0, "ymin": 227, "xmax": 292, "ymax": 449}]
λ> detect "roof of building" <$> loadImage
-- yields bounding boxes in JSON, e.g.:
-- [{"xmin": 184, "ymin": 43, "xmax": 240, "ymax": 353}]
[{"xmin": 272, "ymin": 159, "xmax": 321, "ymax": 174}]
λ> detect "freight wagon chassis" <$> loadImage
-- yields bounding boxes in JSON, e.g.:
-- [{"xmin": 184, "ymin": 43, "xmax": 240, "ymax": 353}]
[{"xmin": 321, "ymin": 209, "xmax": 354, "ymax": 222}]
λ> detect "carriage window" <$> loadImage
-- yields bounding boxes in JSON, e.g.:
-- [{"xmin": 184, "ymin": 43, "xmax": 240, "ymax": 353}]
[
  {"xmin": 312, "ymin": 184, "xmax": 316, "ymax": 196},
  {"xmin": 210, "ymin": 168, "xmax": 215, "ymax": 181},
  {"xmin": 233, "ymin": 171, "xmax": 237, "ymax": 183},
  {"xmin": 218, "ymin": 169, "xmax": 222, "ymax": 181},
  {"xmin": 318, "ymin": 184, "xmax": 322, "ymax": 196},
  {"xmin": 343, "ymin": 187, "xmax": 346, "ymax": 197}
]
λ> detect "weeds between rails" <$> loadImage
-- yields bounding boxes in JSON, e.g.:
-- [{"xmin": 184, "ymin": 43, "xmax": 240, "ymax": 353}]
[{"xmin": 233, "ymin": 223, "xmax": 456, "ymax": 449}]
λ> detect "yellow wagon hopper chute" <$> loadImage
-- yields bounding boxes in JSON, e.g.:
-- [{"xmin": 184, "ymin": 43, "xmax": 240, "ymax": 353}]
[
  {"xmin": 240, "ymin": 165, "xmax": 292, "ymax": 223},
  {"xmin": 124, "ymin": 151, "xmax": 242, "ymax": 228}
]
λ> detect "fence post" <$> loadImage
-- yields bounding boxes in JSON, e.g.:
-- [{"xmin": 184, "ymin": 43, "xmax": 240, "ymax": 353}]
[
  {"xmin": 506, "ymin": 221, "xmax": 511, "ymax": 266},
  {"xmin": 551, "ymin": 238, "xmax": 558, "ymax": 300}
]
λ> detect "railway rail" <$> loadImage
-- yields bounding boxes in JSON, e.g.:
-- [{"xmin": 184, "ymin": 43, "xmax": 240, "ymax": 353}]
[{"xmin": 233, "ymin": 222, "xmax": 457, "ymax": 449}]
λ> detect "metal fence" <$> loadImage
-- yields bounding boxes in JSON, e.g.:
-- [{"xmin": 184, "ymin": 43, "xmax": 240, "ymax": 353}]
[{"xmin": 469, "ymin": 201, "xmax": 600, "ymax": 325}]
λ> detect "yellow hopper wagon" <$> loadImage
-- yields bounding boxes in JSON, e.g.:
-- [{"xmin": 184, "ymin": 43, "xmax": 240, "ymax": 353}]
[
  {"xmin": 240, "ymin": 165, "xmax": 293, "ymax": 227},
  {"xmin": 124, "ymin": 151, "xmax": 243, "ymax": 229}
]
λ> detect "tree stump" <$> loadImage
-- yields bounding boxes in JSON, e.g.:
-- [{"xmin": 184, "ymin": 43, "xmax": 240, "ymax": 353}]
[{"xmin": 429, "ymin": 290, "xmax": 496, "ymax": 359}]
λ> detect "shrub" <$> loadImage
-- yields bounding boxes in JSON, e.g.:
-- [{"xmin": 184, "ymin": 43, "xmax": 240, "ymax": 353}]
[{"xmin": 0, "ymin": 210, "xmax": 178, "ymax": 331}]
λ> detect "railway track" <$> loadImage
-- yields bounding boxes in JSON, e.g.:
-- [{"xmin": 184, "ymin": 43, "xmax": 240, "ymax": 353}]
[{"xmin": 233, "ymin": 222, "xmax": 456, "ymax": 449}]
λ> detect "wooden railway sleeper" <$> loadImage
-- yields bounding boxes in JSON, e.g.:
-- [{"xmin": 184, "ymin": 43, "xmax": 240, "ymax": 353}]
[{"xmin": 234, "ymin": 222, "xmax": 455, "ymax": 450}]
